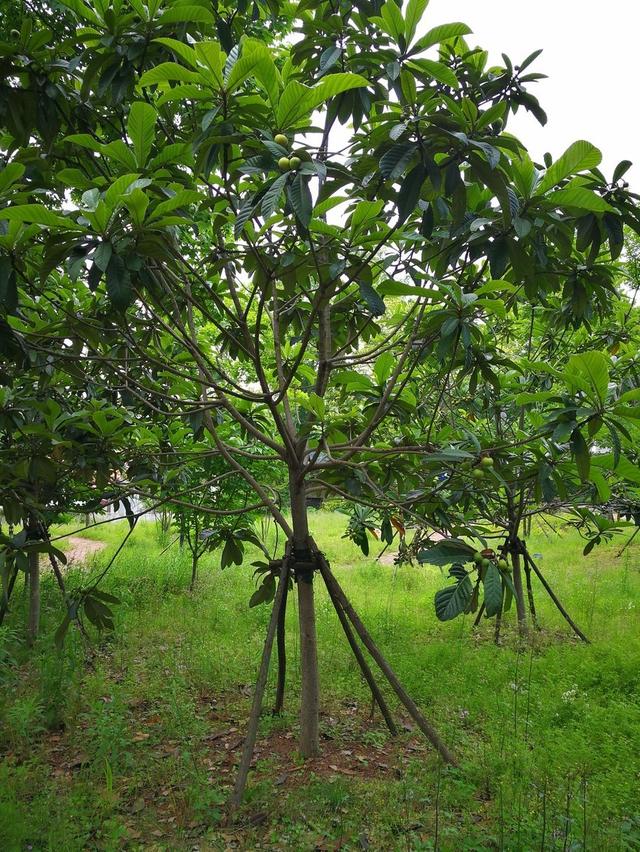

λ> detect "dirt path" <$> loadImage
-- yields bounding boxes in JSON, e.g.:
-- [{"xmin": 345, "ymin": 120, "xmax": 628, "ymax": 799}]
[{"xmin": 64, "ymin": 537, "xmax": 106, "ymax": 566}]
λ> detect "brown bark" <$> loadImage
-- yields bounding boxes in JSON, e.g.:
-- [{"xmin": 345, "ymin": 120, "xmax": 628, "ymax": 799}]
[{"xmin": 289, "ymin": 475, "xmax": 320, "ymax": 758}]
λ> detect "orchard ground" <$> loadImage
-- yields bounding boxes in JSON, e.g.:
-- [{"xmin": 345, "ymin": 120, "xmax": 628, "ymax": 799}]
[{"xmin": 1, "ymin": 511, "xmax": 639, "ymax": 851}]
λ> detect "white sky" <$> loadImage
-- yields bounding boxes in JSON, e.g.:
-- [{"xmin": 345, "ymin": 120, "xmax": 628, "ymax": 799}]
[{"xmin": 427, "ymin": 0, "xmax": 639, "ymax": 185}]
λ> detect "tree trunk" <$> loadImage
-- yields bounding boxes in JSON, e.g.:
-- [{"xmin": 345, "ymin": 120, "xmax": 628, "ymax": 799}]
[
  {"xmin": 511, "ymin": 550, "xmax": 528, "ymax": 638},
  {"xmin": 190, "ymin": 552, "xmax": 198, "ymax": 591},
  {"xmin": 289, "ymin": 474, "xmax": 320, "ymax": 758},
  {"xmin": 27, "ymin": 550, "xmax": 40, "ymax": 646}
]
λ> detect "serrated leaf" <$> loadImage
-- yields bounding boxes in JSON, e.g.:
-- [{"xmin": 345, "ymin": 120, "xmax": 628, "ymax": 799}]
[
  {"xmin": 482, "ymin": 562, "xmax": 502, "ymax": 617},
  {"xmin": 358, "ymin": 281, "xmax": 385, "ymax": 316},
  {"xmin": 434, "ymin": 574, "xmax": 473, "ymax": 621},
  {"xmin": 286, "ymin": 174, "xmax": 313, "ymax": 226},
  {"xmin": 379, "ymin": 142, "xmax": 417, "ymax": 179},
  {"xmin": 260, "ymin": 173, "xmax": 288, "ymax": 219}
]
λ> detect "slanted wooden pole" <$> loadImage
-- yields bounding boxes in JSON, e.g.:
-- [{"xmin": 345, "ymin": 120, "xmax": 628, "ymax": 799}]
[
  {"xmin": 318, "ymin": 557, "xmax": 456, "ymax": 765},
  {"xmin": 229, "ymin": 555, "xmax": 291, "ymax": 812},
  {"xmin": 272, "ymin": 561, "xmax": 289, "ymax": 716},
  {"xmin": 522, "ymin": 545, "xmax": 589, "ymax": 644},
  {"xmin": 319, "ymin": 551, "xmax": 397, "ymax": 736}
]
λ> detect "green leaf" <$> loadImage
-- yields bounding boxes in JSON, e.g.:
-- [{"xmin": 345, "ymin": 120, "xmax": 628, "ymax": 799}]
[
  {"xmin": 482, "ymin": 562, "xmax": 502, "ymax": 617},
  {"xmin": 546, "ymin": 186, "xmax": 614, "ymax": 213},
  {"xmin": 260, "ymin": 173, "xmax": 289, "ymax": 219},
  {"xmin": 378, "ymin": 280, "xmax": 428, "ymax": 297},
  {"xmin": 153, "ymin": 37, "xmax": 199, "ymax": 68},
  {"xmin": 127, "ymin": 102, "xmax": 157, "ymax": 168},
  {"xmin": 350, "ymin": 199, "xmax": 384, "ymax": 236},
  {"xmin": 0, "ymin": 162, "xmax": 25, "ymax": 194},
  {"xmin": 406, "ymin": 59, "xmax": 458, "ymax": 88},
  {"xmin": 286, "ymin": 175, "xmax": 313, "ymax": 227},
  {"xmin": 434, "ymin": 571, "xmax": 473, "ymax": 621},
  {"xmin": 54, "ymin": 613, "xmax": 72, "ymax": 650},
  {"xmin": 380, "ymin": 142, "xmax": 417, "ymax": 179},
  {"xmin": 226, "ymin": 39, "xmax": 274, "ymax": 94},
  {"xmin": 0, "ymin": 204, "xmax": 71, "ymax": 228},
  {"xmin": 570, "ymin": 428, "xmax": 590, "ymax": 482},
  {"xmin": 536, "ymin": 140, "xmax": 602, "ymax": 195},
  {"xmin": 412, "ymin": 22, "xmax": 472, "ymax": 52},
  {"xmin": 405, "ymin": 0, "xmax": 430, "ymax": 45},
  {"xmin": 249, "ymin": 574, "xmax": 276, "ymax": 607},
  {"xmin": 139, "ymin": 63, "xmax": 200, "ymax": 87},
  {"xmin": 565, "ymin": 351, "xmax": 609, "ymax": 406},
  {"xmin": 377, "ymin": 0, "xmax": 405, "ymax": 43},
  {"xmin": 276, "ymin": 74, "xmax": 367, "ymax": 129},
  {"xmin": 418, "ymin": 539, "xmax": 475, "ymax": 566},
  {"xmin": 106, "ymin": 254, "xmax": 133, "ymax": 309},
  {"xmin": 358, "ymin": 281, "xmax": 385, "ymax": 316},
  {"xmin": 397, "ymin": 163, "xmax": 426, "ymax": 223},
  {"xmin": 148, "ymin": 190, "xmax": 202, "ymax": 221},
  {"xmin": 158, "ymin": 5, "xmax": 215, "ymax": 25},
  {"xmin": 374, "ymin": 351, "xmax": 395, "ymax": 385}
]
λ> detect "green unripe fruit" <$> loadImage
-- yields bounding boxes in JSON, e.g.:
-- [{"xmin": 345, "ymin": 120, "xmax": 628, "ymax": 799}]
[
  {"xmin": 274, "ymin": 134, "xmax": 289, "ymax": 147},
  {"xmin": 277, "ymin": 157, "xmax": 291, "ymax": 171},
  {"xmin": 471, "ymin": 468, "xmax": 485, "ymax": 480},
  {"xmin": 480, "ymin": 456, "xmax": 494, "ymax": 469},
  {"xmin": 289, "ymin": 156, "xmax": 302, "ymax": 169},
  {"xmin": 473, "ymin": 552, "xmax": 483, "ymax": 565},
  {"xmin": 481, "ymin": 558, "xmax": 491, "ymax": 569},
  {"xmin": 497, "ymin": 558, "xmax": 509, "ymax": 570}
]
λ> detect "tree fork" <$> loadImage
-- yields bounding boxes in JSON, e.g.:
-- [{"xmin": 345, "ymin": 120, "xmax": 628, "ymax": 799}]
[
  {"xmin": 521, "ymin": 544, "xmax": 589, "ymax": 643},
  {"xmin": 318, "ymin": 558, "xmax": 456, "ymax": 765},
  {"xmin": 229, "ymin": 555, "xmax": 291, "ymax": 812}
]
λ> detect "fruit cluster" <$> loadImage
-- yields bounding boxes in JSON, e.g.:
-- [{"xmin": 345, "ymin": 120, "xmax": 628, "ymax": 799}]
[
  {"xmin": 471, "ymin": 548, "xmax": 510, "ymax": 572},
  {"xmin": 274, "ymin": 134, "xmax": 301, "ymax": 172}
]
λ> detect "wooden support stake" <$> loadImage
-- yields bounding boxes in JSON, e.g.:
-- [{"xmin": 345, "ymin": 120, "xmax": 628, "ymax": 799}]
[
  {"xmin": 318, "ymin": 557, "xmax": 456, "ymax": 765},
  {"xmin": 522, "ymin": 546, "xmax": 589, "ymax": 644},
  {"xmin": 272, "ymin": 569, "xmax": 289, "ymax": 715},
  {"xmin": 321, "ymin": 553, "xmax": 397, "ymax": 736},
  {"xmin": 229, "ymin": 555, "xmax": 290, "ymax": 812}
]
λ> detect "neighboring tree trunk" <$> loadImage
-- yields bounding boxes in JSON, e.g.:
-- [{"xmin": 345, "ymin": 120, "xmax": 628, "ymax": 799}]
[
  {"xmin": 27, "ymin": 549, "xmax": 40, "ymax": 646},
  {"xmin": 190, "ymin": 552, "xmax": 198, "ymax": 591},
  {"xmin": 511, "ymin": 550, "xmax": 528, "ymax": 638},
  {"xmin": 289, "ymin": 474, "xmax": 320, "ymax": 758}
]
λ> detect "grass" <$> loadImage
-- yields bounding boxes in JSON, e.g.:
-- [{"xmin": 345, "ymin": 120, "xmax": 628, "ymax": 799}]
[{"xmin": 1, "ymin": 510, "xmax": 639, "ymax": 850}]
